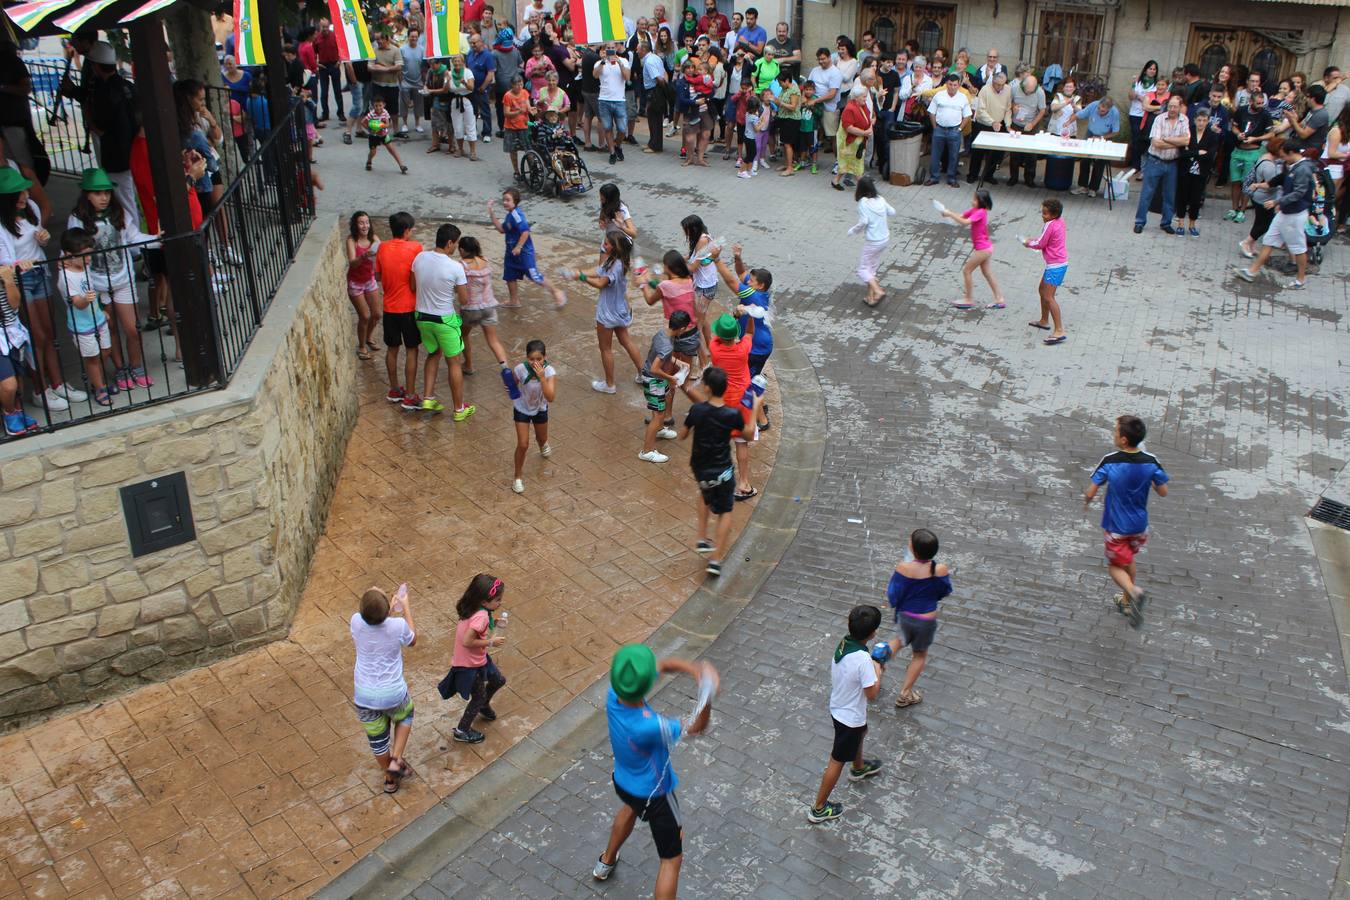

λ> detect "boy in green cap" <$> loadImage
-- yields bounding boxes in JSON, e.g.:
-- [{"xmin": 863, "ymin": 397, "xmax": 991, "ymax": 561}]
[{"xmin": 593, "ymin": 644, "xmax": 719, "ymax": 900}]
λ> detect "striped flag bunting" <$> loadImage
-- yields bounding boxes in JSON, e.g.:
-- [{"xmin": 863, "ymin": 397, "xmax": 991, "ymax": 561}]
[
  {"xmin": 326, "ymin": 0, "xmax": 374, "ymax": 62},
  {"xmin": 423, "ymin": 0, "xmax": 459, "ymax": 58},
  {"xmin": 568, "ymin": 0, "xmax": 626, "ymax": 44},
  {"xmin": 5, "ymin": 0, "xmax": 74, "ymax": 32},
  {"xmin": 53, "ymin": 0, "xmax": 122, "ymax": 33},
  {"xmin": 118, "ymin": 0, "xmax": 179, "ymax": 24},
  {"xmin": 233, "ymin": 0, "xmax": 265, "ymax": 66}
]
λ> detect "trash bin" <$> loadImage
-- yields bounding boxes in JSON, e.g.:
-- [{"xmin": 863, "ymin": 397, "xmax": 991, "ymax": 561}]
[
  {"xmin": 890, "ymin": 135, "xmax": 922, "ymax": 185},
  {"xmin": 1044, "ymin": 155, "xmax": 1074, "ymax": 191}
]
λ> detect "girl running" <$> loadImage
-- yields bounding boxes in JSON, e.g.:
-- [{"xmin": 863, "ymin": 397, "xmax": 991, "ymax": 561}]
[
  {"xmin": 566, "ymin": 229, "xmax": 644, "ymax": 394},
  {"xmin": 1023, "ymin": 198, "xmax": 1069, "ymax": 345},
  {"xmin": 510, "ymin": 339, "xmax": 556, "ymax": 494},
  {"xmin": 847, "ymin": 176, "xmax": 895, "ymax": 308},
  {"xmin": 443, "ymin": 574, "xmax": 508, "ymax": 745},
  {"xmin": 456, "ymin": 236, "xmax": 510, "ymax": 374},
  {"xmin": 346, "ymin": 211, "xmax": 382, "ymax": 360},
  {"xmin": 942, "ymin": 189, "xmax": 1006, "ymax": 310}
]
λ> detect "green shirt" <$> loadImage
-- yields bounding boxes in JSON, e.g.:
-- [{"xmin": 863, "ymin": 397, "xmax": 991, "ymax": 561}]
[
  {"xmin": 753, "ymin": 56, "xmax": 780, "ymax": 93},
  {"xmin": 799, "ymin": 103, "xmax": 817, "ymax": 132}
]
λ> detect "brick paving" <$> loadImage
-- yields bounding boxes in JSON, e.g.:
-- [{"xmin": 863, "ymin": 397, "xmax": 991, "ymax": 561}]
[
  {"xmin": 0, "ymin": 213, "xmax": 779, "ymax": 898},
  {"xmin": 303, "ymin": 133, "xmax": 1350, "ymax": 897}
]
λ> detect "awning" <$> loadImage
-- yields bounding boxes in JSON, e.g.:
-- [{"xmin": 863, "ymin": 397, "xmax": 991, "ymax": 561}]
[{"xmin": 2, "ymin": 0, "xmax": 210, "ymax": 36}]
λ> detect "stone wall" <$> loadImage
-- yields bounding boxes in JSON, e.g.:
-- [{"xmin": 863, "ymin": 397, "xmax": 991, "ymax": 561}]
[{"xmin": 0, "ymin": 221, "xmax": 356, "ymax": 727}]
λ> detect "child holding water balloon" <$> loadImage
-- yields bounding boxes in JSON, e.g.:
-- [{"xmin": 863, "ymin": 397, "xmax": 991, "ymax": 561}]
[{"xmin": 510, "ymin": 339, "xmax": 556, "ymax": 494}]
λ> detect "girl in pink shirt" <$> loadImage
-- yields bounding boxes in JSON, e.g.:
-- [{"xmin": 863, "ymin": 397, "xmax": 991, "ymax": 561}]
[
  {"xmin": 442, "ymin": 574, "xmax": 508, "ymax": 744},
  {"xmin": 1022, "ymin": 198, "xmax": 1069, "ymax": 344},
  {"xmin": 942, "ymin": 190, "xmax": 1006, "ymax": 310}
]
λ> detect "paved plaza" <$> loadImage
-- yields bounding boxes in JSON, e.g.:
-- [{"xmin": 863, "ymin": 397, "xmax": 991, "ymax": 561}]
[{"xmin": 2, "ymin": 125, "xmax": 1349, "ymax": 899}]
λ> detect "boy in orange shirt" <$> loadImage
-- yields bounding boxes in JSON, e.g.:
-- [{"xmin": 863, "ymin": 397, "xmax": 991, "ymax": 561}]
[
  {"xmin": 375, "ymin": 211, "xmax": 424, "ymax": 408},
  {"xmin": 502, "ymin": 75, "xmax": 532, "ymax": 179}
]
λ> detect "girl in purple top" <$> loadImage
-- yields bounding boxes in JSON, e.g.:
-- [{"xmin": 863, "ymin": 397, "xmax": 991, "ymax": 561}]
[
  {"xmin": 881, "ymin": 528, "xmax": 952, "ymax": 708},
  {"xmin": 942, "ymin": 189, "xmax": 1005, "ymax": 310},
  {"xmin": 1023, "ymin": 197, "xmax": 1068, "ymax": 344}
]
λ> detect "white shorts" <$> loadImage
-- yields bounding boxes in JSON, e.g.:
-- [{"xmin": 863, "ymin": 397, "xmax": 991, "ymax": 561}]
[
  {"xmin": 1262, "ymin": 210, "xmax": 1308, "ymax": 255},
  {"xmin": 75, "ymin": 320, "xmax": 112, "ymax": 357}
]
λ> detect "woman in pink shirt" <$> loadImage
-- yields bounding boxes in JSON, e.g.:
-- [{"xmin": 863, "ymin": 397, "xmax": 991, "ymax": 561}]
[
  {"xmin": 942, "ymin": 189, "xmax": 1006, "ymax": 310},
  {"xmin": 1022, "ymin": 197, "xmax": 1068, "ymax": 344}
]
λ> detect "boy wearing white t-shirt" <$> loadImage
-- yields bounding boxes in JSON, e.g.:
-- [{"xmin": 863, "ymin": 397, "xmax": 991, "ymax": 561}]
[
  {"xmin": 808, "ymin": 604, "xmax": 884, "ymax": 823},
  {"xmin": 412, "ymin": 223, "xmax": 473, "ymax": 419}
]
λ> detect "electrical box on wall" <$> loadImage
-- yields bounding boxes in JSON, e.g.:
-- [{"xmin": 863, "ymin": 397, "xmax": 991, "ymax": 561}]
[{"xmin": 120, "ymin": 472, "xmax": 196, "ymax": 558}]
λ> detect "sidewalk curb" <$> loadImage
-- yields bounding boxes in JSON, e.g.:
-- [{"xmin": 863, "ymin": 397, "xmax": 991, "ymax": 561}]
[{"xmin": 316, "ymin": 326, "xmax": 826, "ymax": 900}]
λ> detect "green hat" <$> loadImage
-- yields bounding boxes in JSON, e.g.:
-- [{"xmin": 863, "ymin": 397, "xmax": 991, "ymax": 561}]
[
  {"xmin": 713, "ymin": 313, "xmax": 739, "ymax": 341},
  {"xmin": 610, "ymin": 644, "xmax": 657, "ymax": 702},
  {"xmin": 79, "ymin": 167, "xmax": 115, "ymax": 192},
  {"xmin": 0, "ymin": 167, "xmax": 33, "ymax": 195}
]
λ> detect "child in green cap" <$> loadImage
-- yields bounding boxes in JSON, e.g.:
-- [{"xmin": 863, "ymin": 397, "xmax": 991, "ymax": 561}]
[{"xmin": 593, "ymin": 644, "xmax": 719, "ymax": 899}]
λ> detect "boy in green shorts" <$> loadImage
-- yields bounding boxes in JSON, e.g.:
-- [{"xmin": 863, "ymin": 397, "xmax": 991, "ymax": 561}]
[
  {"xmin": 1226, "ymin": 88, "xmax": 1275, "ymax": 222},
  {"xmin": 639, "ymin": 311, "xmax": 691, "ymax": 465},
  {"xmin": 411, "ymin": 224, "xmax": 476, "ymax": 420}
]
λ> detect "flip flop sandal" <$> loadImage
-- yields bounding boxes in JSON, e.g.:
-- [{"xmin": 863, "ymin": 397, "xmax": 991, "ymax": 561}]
[
  {"xmin": 1043, "ymin": 335, "xmax": 1068, "ymax": 345},
  {"xmin": 1027, "ymin": 321, "xmax": 1052, "ymax": 330},
  {"xmin": 357, "ymin": 349, "xmax": 372, "ymax": 360},
  {"xmin": 863, "ymin": 296, "xmax": 882, "ymax": 308},
  {"xmin": 383, "ymin": 773, "xmax": 399, "ymax": 793},
  {"xmin": 734, "ymin": 488, "xmax": 758, "ymax": 502},
  {"xmin": 895, "ymin": 691, "xmax": 922, "ymax": 708}
]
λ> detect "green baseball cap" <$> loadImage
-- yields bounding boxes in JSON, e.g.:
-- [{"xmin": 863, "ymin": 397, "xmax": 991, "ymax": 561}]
[
  {"xmin": 79, "ymin": 167, "xmax": 116, "ymax": 192},
  {"xmin": 610, "ymin": 644, "xmax": 657, "ymax": 701},
  {"xmin": 0, "ymin": 167, "xmax": 33, "ymax": 195},
  {"xmin": 713, "ymin": 313, "xmax": 739, "ymax": 341}
]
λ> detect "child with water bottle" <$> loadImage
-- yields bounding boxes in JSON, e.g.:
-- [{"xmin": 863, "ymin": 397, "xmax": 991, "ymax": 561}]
[{"xmin": 509, "ymin": 339, "xmax": 556, "ymax": 494}]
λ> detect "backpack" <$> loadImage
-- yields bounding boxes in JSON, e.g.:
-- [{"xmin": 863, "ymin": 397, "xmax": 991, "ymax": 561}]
[{"xmin": 1241, "ymin": 157, "xmax": 1266, "ymax": 197}]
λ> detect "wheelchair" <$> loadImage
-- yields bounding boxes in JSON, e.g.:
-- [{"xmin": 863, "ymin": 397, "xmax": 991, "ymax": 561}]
[{"xmin": 519, "ymin": 120, "xmax": 593, "ymax": 198}]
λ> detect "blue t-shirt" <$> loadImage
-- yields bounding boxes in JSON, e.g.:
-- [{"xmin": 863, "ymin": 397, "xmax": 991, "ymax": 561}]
[
  {"xmin": 503, "ymin": 208, "xmax": 535, "ymax": 259},
  {"xmin": 607, "ymin": 687, "xmax": 682, "ymax": 797},
  {"xmin": 466, "ymin": 48, "xmax": 496, "ymax": 90},
  {"xmin": 1091, "ymin": 449, "xmax": 1169, "ymax": 535},
  {"xmin": 886, "ymin": 567, "xmax": 952, "ymax": 617},
  {"xmin": 737, "ymin": 24, "xmax": 767, "ymax": 53},
  {"xmin": 1076, "ymin": 100, "xmax": 1120, "ymax": 136},
  {"xmin": 735, "ymin": 277, "xmax": 772, "ymax": 356}
]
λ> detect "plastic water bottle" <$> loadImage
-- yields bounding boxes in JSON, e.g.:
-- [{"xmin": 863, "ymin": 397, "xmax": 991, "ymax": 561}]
[
  {"xmin": 496, "ymin": 610, "xmax": 508, "ymax": 645},
  {"xmin": 501, "ymin": 365, "xmax": 521, "ymax": 400},
  {"xmin": 557, "ymin": 265, "xmax": 576, "ymax": 281},
  {"xmin": 632, "ymin": 255, "xmax": 648, "ymax": 277}
]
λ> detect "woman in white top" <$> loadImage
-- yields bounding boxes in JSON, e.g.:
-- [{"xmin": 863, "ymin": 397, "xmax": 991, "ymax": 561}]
[
  {"xmin": 834, "ymin": 36, "xmax": 860, "ymax": 86},
  {"xmin": 847, "ymin": 175, "xmax": 896, "ymax": 307},
  {"xmin": 1048, "ymin": 77, "xmax": 1082, "ymax": 137},
  {"xmin": 909, "ymin": 55, "xmax": 934, "ymax": 106},
  {"xmin": 1323, "ymin": 105, "xmax": 1350, "ymax": 195},
  {"xmin": 681, "ymin": 213, "xmax": 720, "ymax": 364},
  {"xmin": 597, "ymin": 182, "xmax": 635, "ymax": 256},
  {"xmin": 351, "ymin": 584, "xmax": 417, "ymax": 794}
]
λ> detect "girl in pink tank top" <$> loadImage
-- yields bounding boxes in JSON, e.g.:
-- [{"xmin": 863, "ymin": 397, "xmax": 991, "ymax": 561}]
[{"xmin": 940, "ymin": 189, "xmax": 1006, "ymax": 310}]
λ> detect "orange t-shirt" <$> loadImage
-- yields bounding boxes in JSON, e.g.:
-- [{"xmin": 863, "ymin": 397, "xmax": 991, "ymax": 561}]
[
  {"xmin": 710, "ymin": 335, "xmax": 752, "ymax": 427},
  {"xmin": 503, "ymin": 88, "xmax": 531, "ymax": 130},
  {"xmin": 376, "ymin": 238, "xmax": 421, "ymax": 314}
]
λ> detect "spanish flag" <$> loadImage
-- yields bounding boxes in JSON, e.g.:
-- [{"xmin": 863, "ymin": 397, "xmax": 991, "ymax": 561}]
[{"xmin": 568, "ymin": 0, "xmax": 627, "ymax": 44}]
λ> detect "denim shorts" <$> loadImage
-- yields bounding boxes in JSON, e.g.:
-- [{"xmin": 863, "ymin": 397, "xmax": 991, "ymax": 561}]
[
  {"xmin": 19, "ymin": 266, "xmax": 50, "ymax": 301},
  {"xmin": 597, "ymin": 99, "xmax": 627, "ymax": 133},
  {"xmin": 348, "ymin": 82, "xmax": 369, "ymax": 119}
]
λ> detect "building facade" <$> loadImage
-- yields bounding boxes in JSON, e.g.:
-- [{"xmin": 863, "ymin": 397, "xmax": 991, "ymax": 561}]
[{"xmin": 802, "ymin": 0, "xmax": 1349, "ymax": 98}]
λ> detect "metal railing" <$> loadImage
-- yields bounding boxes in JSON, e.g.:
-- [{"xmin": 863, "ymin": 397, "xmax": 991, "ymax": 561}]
[{"xmin": 3, "ymin": 101, "xmax": 314, "ymax": 439}]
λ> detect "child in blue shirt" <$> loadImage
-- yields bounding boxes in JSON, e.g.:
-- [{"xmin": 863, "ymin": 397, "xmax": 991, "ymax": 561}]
[
  {"xmin": 486, "ymin": 187, "xmax": 567, "ymax": 308},
  {"xmin": 882, "ymin": 528, "xmax": 952, "ymax": 708},
  {"xmin": 54, "ymin": 228, "xmax": 120, "ymax": 406},
  {"xmin": 1084, "ymin": 414, "xmax": 1169, "ymax": 627}
]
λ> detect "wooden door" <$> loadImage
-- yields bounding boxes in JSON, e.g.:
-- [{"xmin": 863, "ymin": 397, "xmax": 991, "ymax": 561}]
[
  {"xmin": 1186, "ymin": 25, "xmax": 1295, "ymax": 89},
  {"xmin": 859, "ymin": 2, "xmax": 957, "ymax": 59}
]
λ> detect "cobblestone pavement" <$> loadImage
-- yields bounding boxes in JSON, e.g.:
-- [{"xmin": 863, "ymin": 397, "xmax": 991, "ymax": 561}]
[
  {"xmin": 0, "ymin": 209, "xmax": 778, "ymax": 898},
  {"xmin": 309, "ymin": 131, "xmax": 1350, "ymax": 897}
]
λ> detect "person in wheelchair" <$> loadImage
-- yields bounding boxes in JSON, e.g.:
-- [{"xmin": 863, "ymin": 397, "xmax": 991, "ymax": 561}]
[{"xmin": 533, "ymin": 109, "xmax": 586, "ymax": 191}]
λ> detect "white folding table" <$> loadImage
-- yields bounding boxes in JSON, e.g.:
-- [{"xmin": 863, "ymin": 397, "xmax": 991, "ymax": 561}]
[{"xmin": 971, "ymin": 132, "xmax": 1130, "ymax": 209}]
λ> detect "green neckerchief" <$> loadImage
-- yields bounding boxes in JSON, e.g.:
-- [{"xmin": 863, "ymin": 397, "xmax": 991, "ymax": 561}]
[
  {"xmin": 833, "ymin": 635, "xmax": 867, "ymax": 663},
  {"xmin": 1140, "ymin": 76, "xmax": 1157, "ymax": 89},
  {"xmin": 521, "ymin": 359, "xmax": 549, "ymax": 382}
]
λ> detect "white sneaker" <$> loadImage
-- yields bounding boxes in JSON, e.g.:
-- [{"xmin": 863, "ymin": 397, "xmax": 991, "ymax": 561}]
[
  {"xmin": 657, "ymin": 427, "xmax": 678, "ymax": 440},
  {"xmin": 591, "ymin": 379, "xmax": 616, "ymax": 394},
  {"xmin": 634, "ymin": 373, "xmax": 645, "ymax": 385},
  {"xmin": 416, "ymin": 125, "xmax": 425, "ymax": 133},
  {"xmin": 540, "ymin": 443, "xmax": 553, "ymax": 457},
  {"xmin": 41, "ymin": 387, "xmax": 69, "ymax": 411},
  {"xmin": 737, "ymin": 171, "xmax": 752, "ymax": 179},
  {"xmin": 512, "ymin": 478, "xmax": 525, "ymax": 493},
  {"xmin": 483, "ymin": 134, "xmax": 492, "ymax": 143},
  {"xmin": 56, "ymin": 383, "xmax": 88, "ymax": 402},
  {"xmin": 592, "ymin": 855, "xmax": 617, "ymax": 881},
  {"xmin": 224, "ymin": 248, "xmax": 244, "ymax": 267},
  {"xmin": 638, "ymin": 449, "xmax": 669, "ymax": 464}
]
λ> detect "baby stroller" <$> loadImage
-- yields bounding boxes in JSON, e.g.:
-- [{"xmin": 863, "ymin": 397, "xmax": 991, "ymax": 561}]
[
  {"xmin": 519, "ymin": 118, "xmax": 593, "ymax": 198},
  {"xmin": 1305, "ymin": 165, "xmax": 1336, "ymax": 266}
]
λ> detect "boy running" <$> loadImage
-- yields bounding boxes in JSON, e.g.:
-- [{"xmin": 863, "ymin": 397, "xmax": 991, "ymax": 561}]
[
  {"xmin": 678, "ymin": 365, "xmax": 744, "ymax": 576},
  {"xmin": 375, "ymin": 212, "xmax": 423, "ymax": 409},
  {"xmin": 808, "ymin": 604, "xmax": 885, "ymax": 823},
  {"xmin": 1084, "ymin": 415, "xmax": 1169, "ymax": 627}
]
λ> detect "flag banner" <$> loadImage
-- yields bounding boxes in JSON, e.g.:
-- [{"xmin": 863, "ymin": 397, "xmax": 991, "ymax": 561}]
[
  {"xmin": 6, "ymin": 0, "xmax": 74, "ymax": 32},
  {"xmin": 568, "ymin": 0, "xmax": 626, "ymax": 44},
  {"xmin": 327, "ymin": 0, "xmax": 375, "ymax": 62},
  {"xmin": 233, "ymin": 0, "xmax": 265, "ymax": 66},
  {"xmin": 53, "ymin": 0, "xmax": 121, "ymax": 33},
  {"xmin": 423, "ymin": 0, "xmax": 459, "ymax": 58},
  {"xmin": 118, "ymin": 0, "xmax": 179, "ymax": 24}
]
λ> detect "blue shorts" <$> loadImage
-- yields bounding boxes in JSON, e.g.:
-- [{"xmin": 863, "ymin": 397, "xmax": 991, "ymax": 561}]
[
  {"xmin": 597, "ymin": 99, "xmax": 627, "ymax": 133},
  {"xmin": 1042, "ymin": 264, "xmax": 1068, "ymax": 287},
  {"xmin": 19, "ymin": 266, "xmax": 50, "ymax": 301},
  {"xmin": 503, "ymin": 252, "xmax": 544, "ymax": 283}
]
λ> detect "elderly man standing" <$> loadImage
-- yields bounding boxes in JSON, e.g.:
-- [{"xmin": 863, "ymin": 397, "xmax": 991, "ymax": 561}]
[
  {"xmin": 640, "ymin": 41, "xmax": 668, "ymax": 153},
  {"xmin": 1008, "ymin": 73, "xmax": 1045, "ymax": 187},
  {"xmin": 1134, "ymin": 95, "xmax": 1190, "ymax": 234},
  {"xmin": 972, "ymin": 48, "xmax": 1004, "ymax": 90},
  {"xmin": 926, "ymin": 73, "xmax": 971, "ymax": 186},
  {"xmin": 969, "ymin": 70, "xmax": 1011, "ymax": 183}
]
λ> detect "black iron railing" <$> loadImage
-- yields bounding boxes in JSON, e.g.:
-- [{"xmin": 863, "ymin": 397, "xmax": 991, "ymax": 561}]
[{"xmin": 3, "ymin": 101, "xmax": 313, "ymax": 439}]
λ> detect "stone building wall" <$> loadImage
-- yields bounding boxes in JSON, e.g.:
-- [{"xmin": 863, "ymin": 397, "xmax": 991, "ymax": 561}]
[{"xmin": 0, "ymin": 221, "xmax": 356, "ymax": 727}]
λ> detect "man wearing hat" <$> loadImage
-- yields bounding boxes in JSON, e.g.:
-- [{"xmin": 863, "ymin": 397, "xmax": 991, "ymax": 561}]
[
  {"xmin": 490, "ymin": 27, "xmax": 522, "ymax": 139},
  {"xmin": 592, "ymin": 644, "xmax": 718, "ymax": 899},
  {"xmin": 83, "ymin": 41, "xmax": 143, "ymax": 222}
]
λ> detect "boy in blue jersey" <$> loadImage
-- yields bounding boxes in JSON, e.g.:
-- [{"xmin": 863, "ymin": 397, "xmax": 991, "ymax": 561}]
[
  {"xmin": 1084, "ymin": 415, "xmax": 1169, "ymax": 627},
  {"xmin": 486, "ymin": 188, "xmax": 568, "ymax": 309},
  {"xmin": 593, "ymin": 644, "xmax": 718, "ymax": 900}
]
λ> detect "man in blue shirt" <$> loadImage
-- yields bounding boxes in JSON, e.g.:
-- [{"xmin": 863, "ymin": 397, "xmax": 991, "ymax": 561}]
[
  {"xmin": 1071, "ymin": 95, "xmax": 1121, "ymax": 196},
  {"xmin": 1084, "ymin": 415, "xmax": 1169, "ymax": 627},
  {"xmin": 465, "ymin": 32, "xmax": 497, "ymax": 143},
  {"xmin": 736, "ymin": 7, "xmax": 767, "ymax": 58},
  {"xmin": 592, "ymin": 644, "xmax": 718, "ymax": 899},
  {"xmin": 639, "ymin": 41, "xmax": 669, "ymax": 152}
]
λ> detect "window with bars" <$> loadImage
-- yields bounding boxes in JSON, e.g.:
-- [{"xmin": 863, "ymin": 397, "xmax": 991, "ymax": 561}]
[{"xmin": 1029, "ymin": 8, "xmax": 1107, "ymax": 83}]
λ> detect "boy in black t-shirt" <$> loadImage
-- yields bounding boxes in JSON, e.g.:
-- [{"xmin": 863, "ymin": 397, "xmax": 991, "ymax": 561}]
[{"xmin": 679, "ymin": 366, "xmax": 744, "ymax": 577}]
